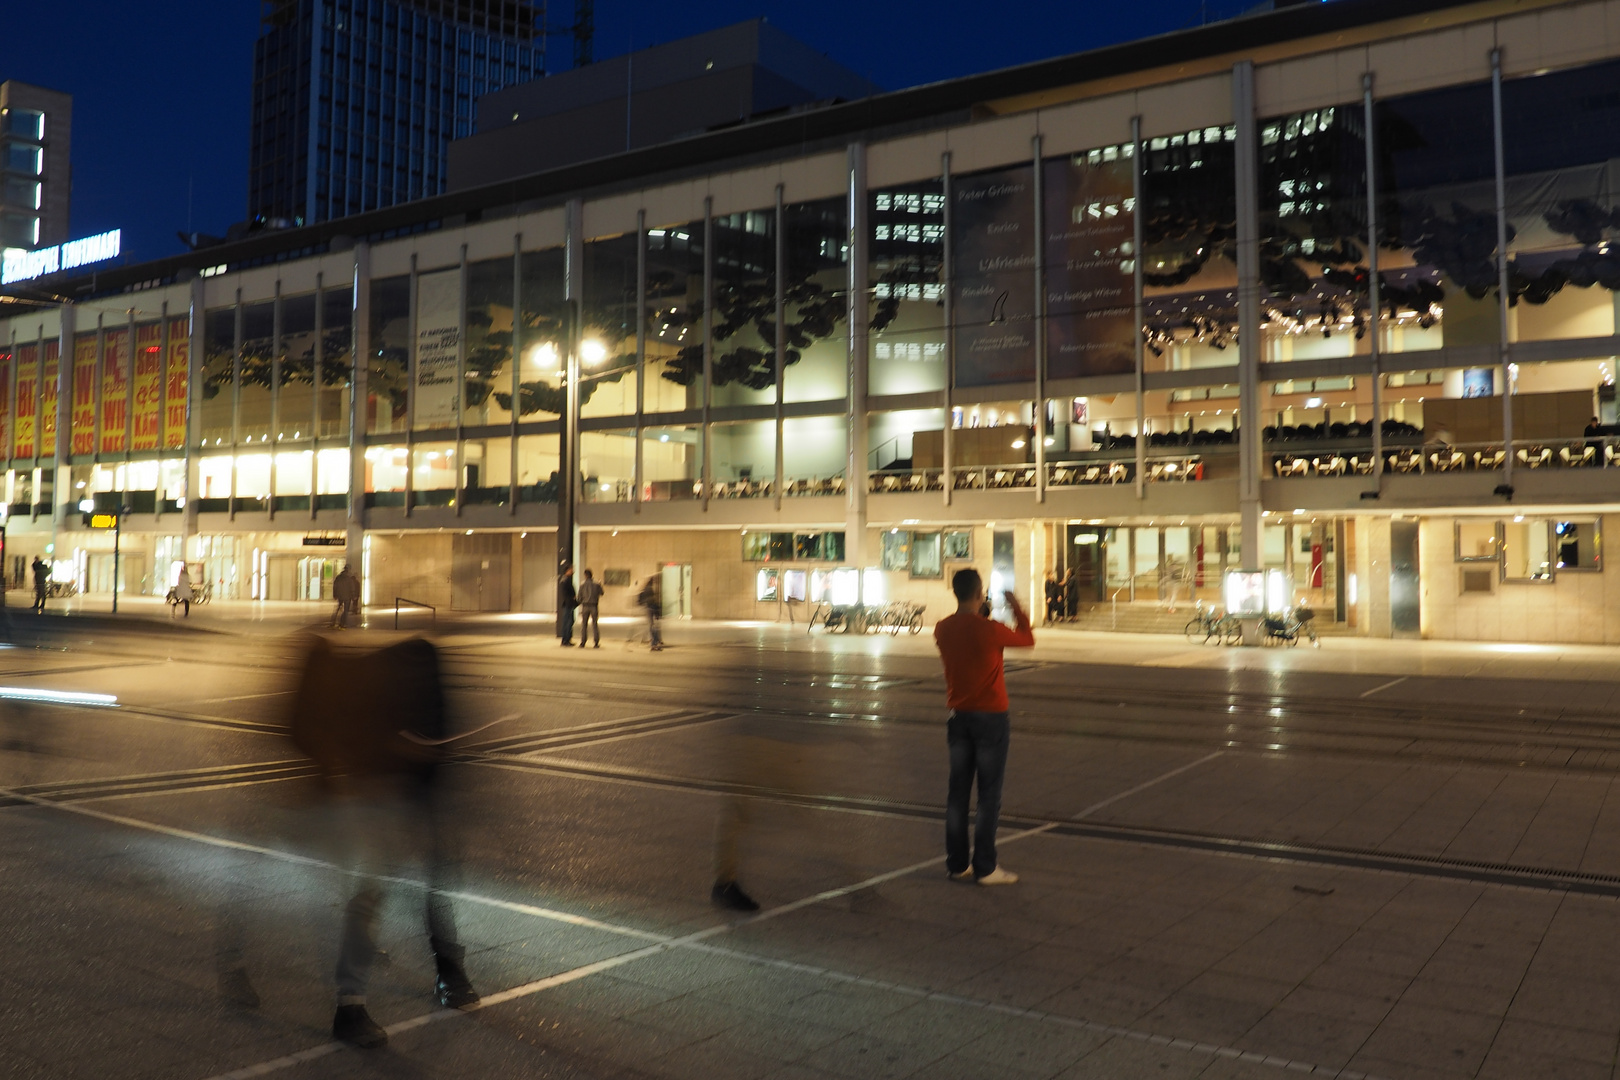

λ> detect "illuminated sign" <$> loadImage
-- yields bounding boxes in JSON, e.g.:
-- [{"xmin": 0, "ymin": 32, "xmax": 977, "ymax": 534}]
[
  {"xmin": 2, "ymin": 229, "xmax": 122, "ymax": 285},
  {"xmin": 88, "ymin": 513, "xmax": 118, "ymax": 529}
]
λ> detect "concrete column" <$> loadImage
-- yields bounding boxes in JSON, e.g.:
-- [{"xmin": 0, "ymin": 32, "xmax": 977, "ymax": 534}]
[
  {"xmin": 941, "ymin": 150, "xmax": 954, "ymax": 508},
  {"xmin": 1232, "ymin": 61, "xmax": 1264, "ymax": 569},
  {"xmin": 52, "ymin": 303, "xmax": 73, "ymax": 544},
  {"xmin": 845, "ymin": 141, "xmax": 870, "ymax": 576},
  {"xmin": 184, "ymin": 277, "xmax": 203, "ymax": 549},
  {"xmin": 559, "ymin": 197, "xmax": 584, "ymax": 614},
  {"xmin": 347, "ymin": 242, "xmax": 370, "ymax": 570}
]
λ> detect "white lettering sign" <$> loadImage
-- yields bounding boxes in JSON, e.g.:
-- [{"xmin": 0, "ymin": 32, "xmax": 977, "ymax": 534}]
[
  {"xmin": 2, "ymin": 229, "xmax": 121, "ymax": 286},
  {"xmin": 414, "ymin": 268, "xmax": 462, "ymax": 428}
]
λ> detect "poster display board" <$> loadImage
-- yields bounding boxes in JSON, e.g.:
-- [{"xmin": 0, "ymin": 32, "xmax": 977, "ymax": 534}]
[
  {"xmin": 414, "ymin": 268, "xmax": 461, "ymax": 428},
  {"xmin": 1043, "ymin": 150, "xmax": 1136, "ymax": 378},
  {"xmin": 132, "ymin": 323, "xmax": 162, "ymax": 452},
  {"xmin": 951, "ymin": 165, "xmax": 1036, "ymax": 387},
  {"xmin": 71, "ymin": 333, "xmax": 96, "ymax": 456},
  {"xmin": 163, "ymin": 317, "xmax": 189, "ymax": 450},
  {"xmin": 14, "ymin": 342, "xmax": 35, "ymax": 459},
  {"xmin": 100, "ymin": 327, "xmax": 129, "ymax": 454}
]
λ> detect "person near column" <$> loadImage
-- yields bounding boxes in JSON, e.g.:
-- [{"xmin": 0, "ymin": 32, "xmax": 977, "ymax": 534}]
[
  {"xmin": 31, "ymin": 557, "xmax": 48, "ymax": 613},
  {"xmin": 933, "ymin": 568, "xmax": 1034, "ymax": 885},
  {"xmin": 577, "ymin": 568, "xmax": 603, "ymax": 648},
  {"xmin": 557, "ymin": 564, "xmax": 578, "ymax": 646},
  {"xmin": 331, "ymin": 564, "xmax": 360, "ymax": 629},
  {"xmin": 639, "ymin": 574, "xmax": 663, "ymax": 651},
  {"xmin": 172, "ymin": 572, "xmax": 194, "ymax": 618}
]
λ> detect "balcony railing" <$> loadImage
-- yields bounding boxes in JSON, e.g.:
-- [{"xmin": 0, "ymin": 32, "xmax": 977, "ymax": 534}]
[{"xmin": 1271, "ymin": 438, "xmax": 1620, "ymax": 477}]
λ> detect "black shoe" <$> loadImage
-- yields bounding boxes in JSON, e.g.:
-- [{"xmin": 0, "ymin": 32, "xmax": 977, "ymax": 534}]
[
  {"xmin": 333, "ymin": 1003, "xmax": 387, "ymax": 1048},
  {"xmin": 217, "ymin": 967, "xmax": 260, "ymax": 1009},
  {"xmin": 561, "ymin": 641, "xmax": 575, "ymax": 647},
  {"xmin": 434, "ymin": 957, "xmax": 480, "ymax": 1010},
  {"xmin": 711, "ymin": 881, "xmax": 760, "ymax": 912}
]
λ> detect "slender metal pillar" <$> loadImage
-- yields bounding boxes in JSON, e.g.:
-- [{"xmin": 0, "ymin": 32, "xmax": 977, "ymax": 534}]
[
  {"xmin": 633, "ymin": 212, "xmax": 646, "ymax": 514},
  {"xmin": 311, "ymin": 271, "xmax": 323, "ymax": 523},
  {"xmin": 454, "ymin": 243, "xmax": 468, "ymax": 517},
  {"xmin": 560, "ymin": 197, "xmax": 584, "ymax": 604},
  {"xmin": 701, "ymin": 197, "xmax": 713, "ymax": 510},
  {"xmin": 52, "ymin": 303, "xmax": 73, "ymax": 539},
  {"xmin": 509, "ymin": 233, "xmax": 522, "ymax": 514},
  {"xmin": 404, "ymin": 254, "xmax": 418, "ymax": 516},
  {"xmin": 1032, "ymin": 133, "xmax": 1047, "ymax": 504},
  {"xmin": 1132, "ymin": 116, "xmax": 1147, "ymax": 499},
  {"xmin": 269, "ymin": 283, "xmax": 281, "ymax": 521},
  {"xmin": 846, "ymin": 142, "xmax": 871, "ymax": 579},
  {"xmin": 942, "ymin": 151, "xmax": 954, "ymax": 507},
  {"xmin": 1364, "ymin": 73, "xmax": 1384, "ymax": 492},
  {"xmin": 185, "ymin": 277, "xmax": 204, "ymax": 548},
  {"xmin": 1233, "ymin": 61, "xmax": 1265, "ymax": 568},
  {"xmin": 347, "ymin": 242, "xmax": 370, "ymax": 565},
  {"xmin": 1491, "ymin": 47, "xmax": 1515, "ymax": 497},
  {"xmin": 231, "ymin": 292, "xmax": 243, "ymax": 521},
  {"xmin": 774, "ymin": 183, "xmax": 786, "ymax": 510}
]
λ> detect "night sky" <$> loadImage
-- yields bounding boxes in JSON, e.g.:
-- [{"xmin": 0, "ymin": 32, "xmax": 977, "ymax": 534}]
[{"xmin": 0, "ymin": 1, "xmax": 1251, "ymax": 266}]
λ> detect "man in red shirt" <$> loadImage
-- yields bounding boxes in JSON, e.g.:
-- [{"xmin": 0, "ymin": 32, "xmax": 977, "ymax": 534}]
[{"xmin": 933, "ymin": 567, "xmax": 1035, "ymax": 885}]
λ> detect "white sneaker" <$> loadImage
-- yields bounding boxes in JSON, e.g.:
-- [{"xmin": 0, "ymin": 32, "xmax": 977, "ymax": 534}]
[
  {"xmin": 976, "ymin": 867, "xmax": 1019, "ymax": 886},
  {"xmin": 948, "ymin": 868, "xmax": 975, "ymax": 882}
]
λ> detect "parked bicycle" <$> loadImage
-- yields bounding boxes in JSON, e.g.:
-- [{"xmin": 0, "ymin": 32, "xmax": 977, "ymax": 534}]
[
  {"xmin": 1185, "ymin": 602, "xmax": 1242, "ymax": 645},
  {"xmin": 1262, "ymin": 604, "xmax": 1319, "ymax": 648}
]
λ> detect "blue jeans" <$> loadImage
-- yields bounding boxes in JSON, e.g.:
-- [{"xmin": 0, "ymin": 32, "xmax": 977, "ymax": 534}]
[{"xmin": 945, "ymin": 710, "xmax": 1009, "ymax": 878}]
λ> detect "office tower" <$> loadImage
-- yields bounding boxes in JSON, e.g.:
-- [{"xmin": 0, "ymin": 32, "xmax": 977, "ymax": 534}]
[
  {"xmin": 0, "ymin": 80, "xmax": 71, "ymax": 250},
  {"xmin": 249, "ymin": 0, "xmax": 547, "ymax": 226}
]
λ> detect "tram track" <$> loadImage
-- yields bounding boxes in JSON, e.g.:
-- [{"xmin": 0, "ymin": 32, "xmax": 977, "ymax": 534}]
[{"xmin": 467, "ymin": 750, "xmax": 1620, "ymax": 902}]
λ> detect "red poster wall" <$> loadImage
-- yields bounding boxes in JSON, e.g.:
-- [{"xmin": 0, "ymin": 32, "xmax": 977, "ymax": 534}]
[
  {"xmin": 70, "ymin": 333, "xmax": 96, "ymax": 456},
  {"xmin": 100, "ymin": 328, "xmax": 129, "ymax": 454},
  {"xmin": 14, "ymin": 343, "xmax": 36, "ymax": 459},
  {"xmin": 163, "ymin": 317, "xmax": 189, "ymax": 450},
  {"xmin": 40, "ymin": 340, "xmax": 59, "ymax": 458},
  {"xmin": 133, "ymin": 323, "xmax": 162, "ymax": 452}
]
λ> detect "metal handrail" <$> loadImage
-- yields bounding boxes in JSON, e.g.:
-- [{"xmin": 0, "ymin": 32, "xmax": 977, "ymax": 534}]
[{"xmin": 394, "ymin": 596, "xmax": 437, "ymax": 630}]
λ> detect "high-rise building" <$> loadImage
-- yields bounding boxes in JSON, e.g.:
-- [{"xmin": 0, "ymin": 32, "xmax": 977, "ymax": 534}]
[
  {"xmin": 0, "ymin": 80, "xmax": 71, "ymax": 251},
  {"xmin": 249, "ymin": 0, "xmax": 547, "ymax": 227}
]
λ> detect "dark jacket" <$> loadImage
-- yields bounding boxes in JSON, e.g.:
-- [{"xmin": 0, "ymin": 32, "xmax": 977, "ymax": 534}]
[{"xmin": 559, "ymin": 577, "xmax": 578, "ymax": 610}]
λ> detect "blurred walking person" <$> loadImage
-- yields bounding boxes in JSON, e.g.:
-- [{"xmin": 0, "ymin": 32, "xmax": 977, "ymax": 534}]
[
  {"xmin": 30, "ymin": 557, "xmax": 47, "ymax": 613},
  {"xmin": 288, "ymin": 636, "xmax": 479, "ymax": 1049},
  {"xmin": 171, "ymin": 572, "xmax": 195, "ymax": 618},
  {"xmin": 331, "ymin": 564, "xmax": 360, "ymax": 629},
  {"xmin": 577, "ymin": 568, "xmax": 603, "ymax": 648},
  {"xmin": 557, "ymin": 564, "xmax": 578, "ymax": 647},
  {"xmin": 934, "ymin": 568, "xmax": 1034, "ymax": 885},
  {"xmin": 639, "ymin": 574, "xmax": 664, "ymax": 651}
]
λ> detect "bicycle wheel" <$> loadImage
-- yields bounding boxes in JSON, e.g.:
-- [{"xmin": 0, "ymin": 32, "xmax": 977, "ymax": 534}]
[
  {"xmin": 1184, "ymin": 617, "xmax": 1207, "ymax": 644},
  {"xmin": 1220, "ymin": 619, "xmax": 1242, "ymax": 646},
  {"xmin": 908, "ymin": 611, "xmax": 924, "ymax": 635}
]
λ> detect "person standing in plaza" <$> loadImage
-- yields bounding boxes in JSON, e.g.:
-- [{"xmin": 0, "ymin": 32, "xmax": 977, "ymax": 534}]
[
  {"xmin": 639, "ymin": 574, "xmax": 663, "ymax": 651},
  {"xmin": 557, "ymin": 564, "xmax": 578, "ymax": 646},
  {"xmin": 331, "ymin": 564, "xmax": 360, "ymax": 629},
  {"xmin": 577, "ymin": 568, "xmax": 603, "ymax": 649},
  {"xmin": 31, "ymin": 557, "xmax": 48, "ymax": 613},
  {"xmin": 933, "ymin": 568, "xmax": 1034, "ymax": 885},
  {"xmin": 172, "ymin": 572, "xmax": 195, "ymax": 618}
]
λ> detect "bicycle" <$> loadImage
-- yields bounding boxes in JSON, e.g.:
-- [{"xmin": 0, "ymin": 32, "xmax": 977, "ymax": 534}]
[{"xmin": 1183, "ymin": 603, "xmax": 1222, "ymax": 644}]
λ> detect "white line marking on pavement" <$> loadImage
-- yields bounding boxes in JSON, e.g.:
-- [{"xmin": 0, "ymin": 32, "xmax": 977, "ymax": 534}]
[
  {"xmin": 4, "ymin": 767, "xmax": 1380, "ymax": 1080},
  {"xmin": 1359, "ymin": 676, "xmax": 1408, "ymax": 699},
  {"xmin": 180, "ymin": 691, "xmax": 294, "ymax": 706},
  {"xmin": 1071, "ymin": 751, "xmax": 1225, "ymax": 821}
]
